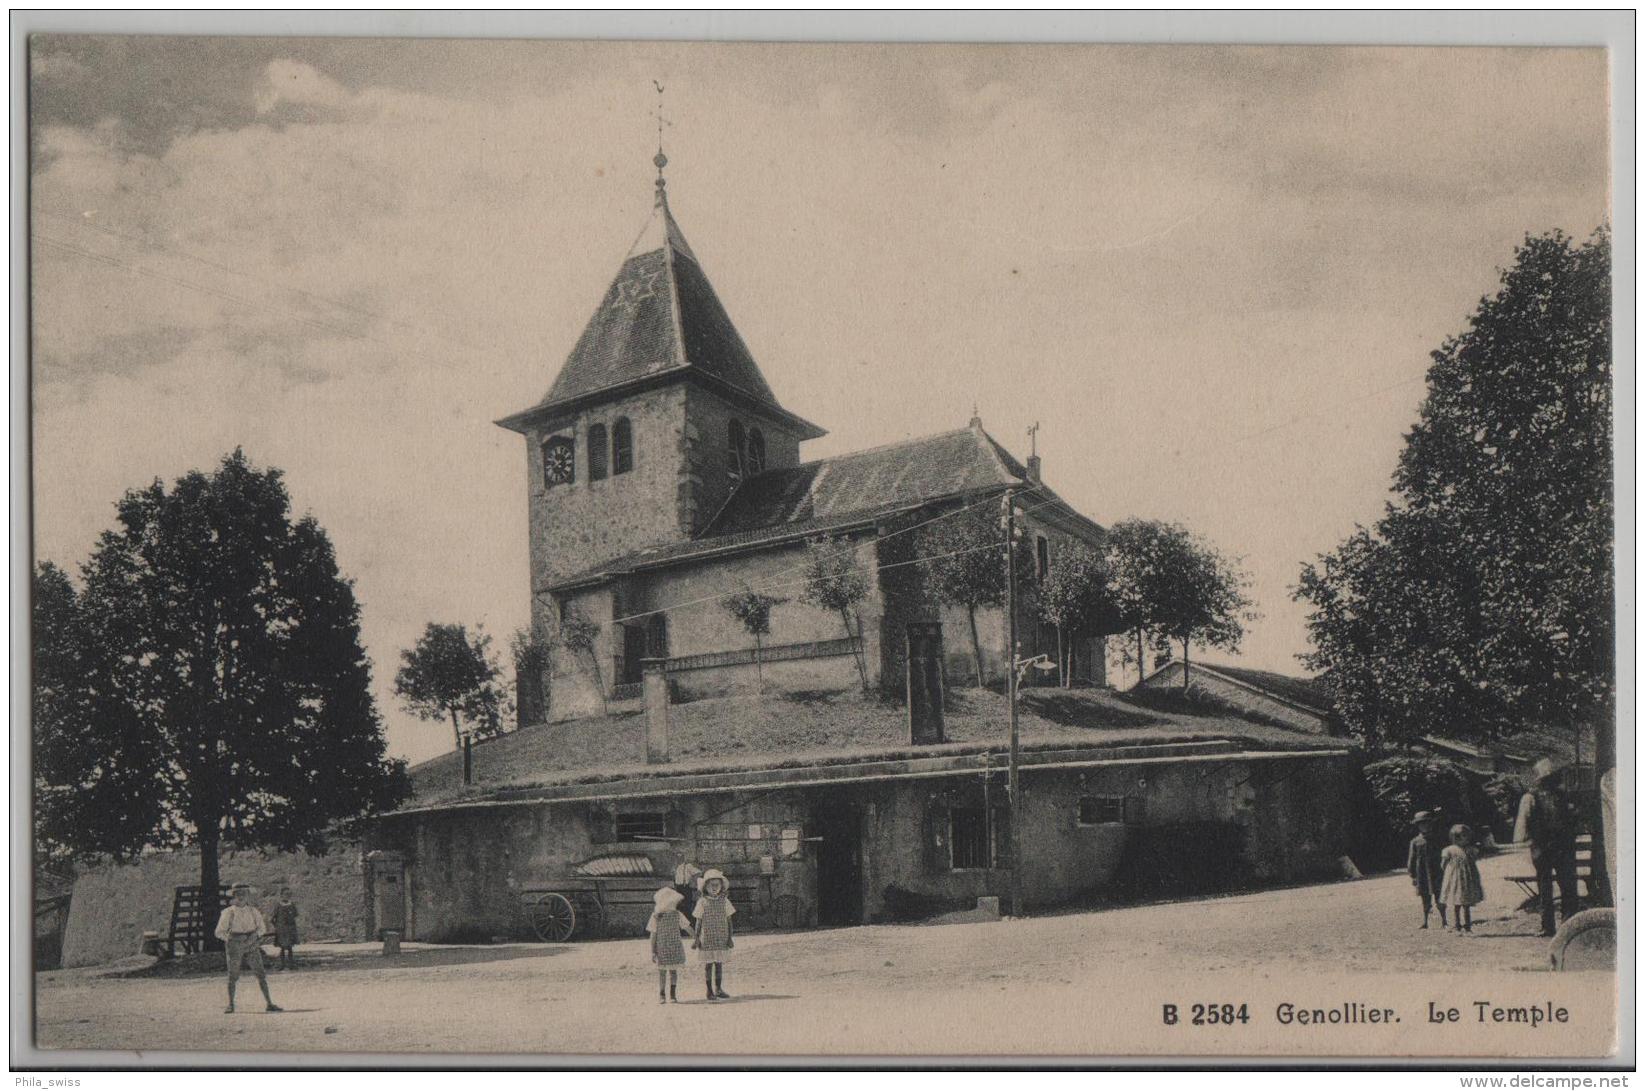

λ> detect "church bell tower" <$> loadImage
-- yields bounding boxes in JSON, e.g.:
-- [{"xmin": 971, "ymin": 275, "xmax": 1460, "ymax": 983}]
[{"xmin": 496, "ymin": 144, "xmax": 826, "ymax": 620}]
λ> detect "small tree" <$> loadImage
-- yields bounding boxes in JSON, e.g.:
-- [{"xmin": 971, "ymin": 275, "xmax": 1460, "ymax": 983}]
[
  {"xmin": 557, "ymin": 610, "xmax": 608, "ymax": 715},
  {"xmin": 915, "ymin": 504, "xmax": 1009, "ymax": 686},
  {"xmin": 510, "ymin": 627, "xmax": 551, "ymax": 728},
  {"xmin": 722, "ymin": 587, "xmax": 788, "ymax": 691},
  {"xmin": 1035, "ymin": 542, "xmax": 1122, "ymax": 688},
  {"xmin": 799, "ymin": 537, "xmax": 870, "ymax": 687},
  {"xmin": 1108, "ymin": 519, "xmax": 1254, "ymax": 689},
  {"xmin": 394, "ymin": 623, "xmax": 508, "ymax": 750}
]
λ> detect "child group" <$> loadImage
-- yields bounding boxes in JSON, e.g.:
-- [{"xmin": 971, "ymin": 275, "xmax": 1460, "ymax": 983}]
[
  {"xmin": 649, "ymin": 863, "xmax": 735, "ymax": 1004},
  {"xmin": 1407, "ymin": 811, "xmax": 1486, "ymax": 933}
]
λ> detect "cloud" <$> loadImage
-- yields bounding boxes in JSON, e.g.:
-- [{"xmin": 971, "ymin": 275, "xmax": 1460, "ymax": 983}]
[{"xmin": 29, "ymin": 40, "xmax": 1610, "ymax": 764}]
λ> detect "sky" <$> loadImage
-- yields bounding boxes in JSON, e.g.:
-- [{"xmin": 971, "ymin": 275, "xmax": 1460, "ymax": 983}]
[{"xmin": 29, "ymin": 39, "xmax": 1611, "ymax": 767}]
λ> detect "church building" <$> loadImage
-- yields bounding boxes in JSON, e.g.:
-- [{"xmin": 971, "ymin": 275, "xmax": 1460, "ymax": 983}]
[
  {"xmin": 355, "ymin": 153, "xmax": 1353, "ymax": 945},
  {"xmin": 497, "ymin": 151, "xmax": 1111, "ymax": 722}
]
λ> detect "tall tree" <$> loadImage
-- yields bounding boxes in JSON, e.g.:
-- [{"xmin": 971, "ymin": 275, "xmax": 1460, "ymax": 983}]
[
  {"xmin": 394, "ymin": 623, "xmax": 509, "ymax": 749},
  {"xmin": 1107, "ymin": 519, "xmax": 1253, "ymax": 689},
  {"xmin": 1035, "ymin": 542, "xmax": 1122, "ymax": 688},
  {"xmin": 48, "ymin": 450, "xmax": 408, "ymax": 921},
  {"xmin": 721, "ymin": 588, "xmax": 788, "ymax": 691},
  {"xmin": 1297, "ymin": 228, "xmax": 1613, "ymax": 757},
  {"xmin": 799, "ymin": 537, "xmax": 871, "ymax": 687}
]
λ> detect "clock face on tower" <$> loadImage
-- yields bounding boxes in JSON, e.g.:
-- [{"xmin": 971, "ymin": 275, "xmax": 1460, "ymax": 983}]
[{"xmin": 543, "ymin": 437, "xmax": 575, "ymax": 486}]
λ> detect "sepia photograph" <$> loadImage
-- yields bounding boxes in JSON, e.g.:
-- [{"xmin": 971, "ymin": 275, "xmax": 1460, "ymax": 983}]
[{"xmin": 15, "ymin": 14, "xmax": 1630, "ymax": 1070}]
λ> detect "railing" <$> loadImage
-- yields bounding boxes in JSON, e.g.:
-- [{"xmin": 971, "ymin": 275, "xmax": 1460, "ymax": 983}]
[{"xmin": 664, "ymin": 636, "xmax": 861, "ymax": 674}]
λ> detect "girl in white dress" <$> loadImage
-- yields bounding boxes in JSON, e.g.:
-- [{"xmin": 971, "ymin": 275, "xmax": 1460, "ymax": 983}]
[
  {"xmin": 648, "ymin": 887, "xmax": 692, "ymax": 1003},
  {"xmin": 691, "ymin": 869, "xmax": 736, "ymax": 1001}
]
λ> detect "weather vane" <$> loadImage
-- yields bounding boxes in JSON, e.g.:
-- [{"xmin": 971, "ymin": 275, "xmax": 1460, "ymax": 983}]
[{"xmin": 652, "ymin": 80, "xmax": 671, "ymax": 191}]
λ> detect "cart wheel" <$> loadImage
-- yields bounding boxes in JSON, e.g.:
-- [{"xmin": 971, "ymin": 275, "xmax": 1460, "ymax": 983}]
[{"xmin": 529, "ymin": 892, "xmax": 577, "ymax": 942}]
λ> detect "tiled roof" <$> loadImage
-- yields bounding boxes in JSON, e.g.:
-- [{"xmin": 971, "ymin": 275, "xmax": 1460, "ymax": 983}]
[
  {"xmin": 499, "ymin": 190, "xmax": 819, "ymax": 436},
  {"xmin": 547, "ymin": 425, "xmax": 1029, "ymax": 589},
  {"xmin": 706, "ymin": 427, "xmax": 1022, "ymax": 535}
]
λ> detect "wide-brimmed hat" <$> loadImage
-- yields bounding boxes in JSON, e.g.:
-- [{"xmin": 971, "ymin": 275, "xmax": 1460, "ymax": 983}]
[
  {"xmin": 229, "ymin": 882, "xmax": 252, "ymax": 895},
  {"xmin": 653, "ymin": 886, "xmax": 684, "ymax": 912},
  {"xmin": 1411, "ymin": 810, "xmax": 1441, "ymax": 825},
  {"xmin": 673, "ymin": 862, "xmax": 702, "ymax": 886},
  {"xmin": 698, "ymin": 868, "xmax": 728, "ymax": 893},
  {"xmin": 1532, "ymin": 758, "xmax": 1559, "ymax": 784}
]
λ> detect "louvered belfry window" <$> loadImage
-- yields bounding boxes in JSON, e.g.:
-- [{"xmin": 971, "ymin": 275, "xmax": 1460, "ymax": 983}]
[
  {"xmin": 613, "ymin": 417, "xmax": 634, "ymax": 475},
  {"xmin": 727, "ymin": 419, "xmax": 746, "ymax": 479},
  {"xmin": 747, "ymin": 428, "xmax": 767, "ymax": 474},
  {"xmin": 588, "ymin": 423, "xmax": 608, "ymax": 481}
]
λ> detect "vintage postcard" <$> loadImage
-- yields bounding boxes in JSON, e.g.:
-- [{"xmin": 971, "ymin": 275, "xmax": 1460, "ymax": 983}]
[{"xmin": 19, "ymin": 25, "xmax": 1627, "ymax": 1069}]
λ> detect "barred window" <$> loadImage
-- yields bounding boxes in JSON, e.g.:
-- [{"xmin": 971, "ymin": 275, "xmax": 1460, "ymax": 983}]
[
  {"xmin": 615, "ymin": 812, "xmax": 668, "ymax": 842},
  {"xmin": 1078, "ymin": 796, "xmax": 1124, "ymax": 826},
  {"xmin": 949, "ymin": 807, "xmax": 993, "ymax": 869}
]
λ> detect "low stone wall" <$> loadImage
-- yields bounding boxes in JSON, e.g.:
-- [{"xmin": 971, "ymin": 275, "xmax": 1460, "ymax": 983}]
[{"xmin": 59, "ymin": 843, "xmax": 367, "ymax": 969}]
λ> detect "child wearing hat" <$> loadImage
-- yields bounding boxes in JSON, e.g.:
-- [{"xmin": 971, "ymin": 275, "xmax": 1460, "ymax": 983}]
[
  {"xmin": 271, "ymin": 886, "xmax": 300, "ymax": 970},
  {"xmin": 648, "ymin": 886, "xmax": 692, "ymax": 1004},
  {"xmin": 1440, "ymin": 823, "xmax": 1486, "ymax": 934},
  {"xmin": 691, "ymin": 868, "xmax": 735, "ymax": 1001},
  {"xmin": 1407, "ymin": 810, "xmax": 1448, "ymax": 929},
  {"xmin": 213, "ymin": 882, "xmax": 282, "ymax": 1014}
]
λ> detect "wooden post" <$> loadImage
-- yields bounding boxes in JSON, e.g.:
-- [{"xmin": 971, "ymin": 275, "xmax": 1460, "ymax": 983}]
[
  {"xmin": 462, "ymin": 733, "xmax": 473, "ymax": 785},
  {"xmin": 1004, "ymin": 490, "xmax": 1024, "ymax": 919},
  {"xmin": 643, "ymin": 658, "xmax": 670, "ymax": 764}
]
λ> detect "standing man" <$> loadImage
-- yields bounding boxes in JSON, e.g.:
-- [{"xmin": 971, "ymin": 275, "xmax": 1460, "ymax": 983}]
[
  {"xmin": 1515, "ymin": 760, "xmax": 1580, "ymax": 937},
  {"xmin": 215, "ymin": 882, "xmax": 283, "ymax": 1014}
]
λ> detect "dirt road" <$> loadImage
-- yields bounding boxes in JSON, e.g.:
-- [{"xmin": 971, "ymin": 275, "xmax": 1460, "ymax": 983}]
[{"xmin": 35, "ymin": 851, "xmax": 1615, "ymax": 1060}]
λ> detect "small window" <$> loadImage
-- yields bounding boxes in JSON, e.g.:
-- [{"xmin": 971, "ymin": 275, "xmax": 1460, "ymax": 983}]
[
  {"xmin": 949, "ymin": 807, "xmax": 993, "ymax": 869},
  {"xmin": 727, "ymin": 419, "xmax": 746, "ymax": 480},
  {"xmin": 746, "ymin": 428, "xmax": 767, "ymax": 474},
  {"xmin": 1078, "ymin": 796, "xmax": 1124, "ymax": 826},
  {"xmin": 588, "ymin": 423, "xmax": 608, "ymax": 481},
  {"xmin": 613, "ymin": 418, "xmax": 634, "ymax": 475},
  {"xmin": 615, "ymin": 812, "xmax": 668, "ymax": 842},
  {"xmin": 542, "ymin": 436, "xmax": 575, "ymax": 487},
  {"xmin": 1036, "ymin": 535, "xmax": 1050, "ymax": 580},
  {"xmin": 646, "ymin": 613, "xmax": 669, "ymax": 658}
]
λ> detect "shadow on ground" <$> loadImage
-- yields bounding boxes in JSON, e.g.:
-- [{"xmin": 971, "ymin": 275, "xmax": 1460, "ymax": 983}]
[{"xmin": 96, "ymin": 942, "xmax": 571, "ymax": 979}]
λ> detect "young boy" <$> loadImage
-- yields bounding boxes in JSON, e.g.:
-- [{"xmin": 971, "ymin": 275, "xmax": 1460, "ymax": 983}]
[
  {"xmin": 1407, "ymin": 810, "xmax": 1448, "ymax": 930},
  {"xmin": 271, "ymin": 886, "xmax": 300, "ymax": 970},
  {"xmin": 214, "ymin": 883, "xmax": 282, "ymax": 1014}
]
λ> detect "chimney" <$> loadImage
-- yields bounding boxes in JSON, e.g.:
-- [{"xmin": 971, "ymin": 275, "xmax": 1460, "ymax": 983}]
[
  {"xmin": 642, "ymin": 658, "xmax": 670, "ymax": 764},
  {"xmin": 1026, "ymin": 454, "xmax": 1042, "ymax": 484}
]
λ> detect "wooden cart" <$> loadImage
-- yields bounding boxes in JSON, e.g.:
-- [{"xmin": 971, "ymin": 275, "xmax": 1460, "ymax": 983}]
[{"xmin": 519, "ymin": 861, "xmax": 775, "ymax": 943}]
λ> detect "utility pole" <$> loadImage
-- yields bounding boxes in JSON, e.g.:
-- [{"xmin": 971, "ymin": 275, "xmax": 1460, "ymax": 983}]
[{"xmin": 1003, "ymin": 488, "xmax": 1023, "ymax": 918}]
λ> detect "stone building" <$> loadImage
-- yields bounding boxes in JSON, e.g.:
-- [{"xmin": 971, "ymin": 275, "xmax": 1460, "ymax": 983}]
[
  {"xmin": 497, "ymin": 158, "xmax": 1110, "ymax": 722},
  {"xmin": 359, "ymin": 155, "xmax": 1359, "ymax": 942}
]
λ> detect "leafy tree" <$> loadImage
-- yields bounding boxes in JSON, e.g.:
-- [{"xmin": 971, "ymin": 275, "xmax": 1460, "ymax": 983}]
[
  {"xmin": 510, "ymin": 627, "xmax": 550, "ymax": 728},
  {"xmin": 913, "ymin": 502, "xmax": 1030, "ymax": 686},
  {"xmin": 1035, "ymin": 541, "xmax": 1122, "ymax": 687},
  {"xmin": 1296, "ymin": 228, "xmax": 1613, "ymax": 759},
  {"xmin": 557, "ymin": 609, "xmax": 608, "ymax": 715},
  {"xmin": 1107, "ymin": 519, "xmax": 1253, "ymax": 689},
  {"xmin": 798, "ymin": 537, "xmax": 870, "ymax": 687},
  {"xmin": 394, "ymin": 623, "xmax": 509, "ymax": 749},
  {"xmin": 721, "ymin": 587, "xmax": 788, "ymax": 690},
  {"xmin": 44, "ymin": 450, "xmax": 408, "ymax": 920}
]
